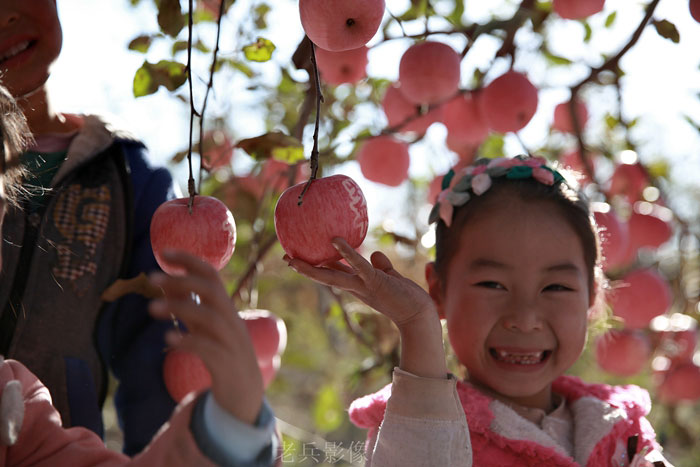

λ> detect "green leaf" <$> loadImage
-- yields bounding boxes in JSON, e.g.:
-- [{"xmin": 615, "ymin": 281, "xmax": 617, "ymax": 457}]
[
  {"xmin": 227, "ymin": 60, "xmax": 255, "ymax": 78},
  {"xmin": 647, "ymin": 160, "xmax": 669, "ymax": 179},
  {"xmin": 446, "ymin": 0, "xmax": 465, "ymax": 25},
  {"xmin": 604, "ymin": 11, "xmax": 617, "ymax": 28},
  {"xmin": 243, "ymin": 37, "xmax": 276, "ymax": 62},
  {"xmin": 236, "ymin": 132, "xmax": 303, "ymax": 161},
  {"xmin": 132, "ymin": 60, "xmax": 187, "ymax": 97},
  {"xmin": 312, "ymin": 385, "xmax": 343, "ymax": 433},
  {"xmin": 652, "ymin": 19, "xmax": 680, "ymax": 43},
  {"xmin": 583, "ymin": 22, "xmax": 593, "ymax": 42},
  {"xmin": 478, "ymin": 134, "xmax": 505, "ymax": 159},
  {"xmin": 543, "ymin": 49, "xmax": 573, "ymax": 66},
  {"xmin": 605, "ymin": 114, "xmax": 618, "ymax": 130},
  {"xmin": 128, "ymin": 35, "xmax": 153, "ymax": 53},
  {"xmin": 157, "ymin": 0, "xmax": 185, "ymax": 37},
  {"xmin": 254, "ymin": 3, "xmax": 271, "ymax": 29},
  {"xmin": 684, "ymin": 115, "xmax": 700, "ymax": 134}
]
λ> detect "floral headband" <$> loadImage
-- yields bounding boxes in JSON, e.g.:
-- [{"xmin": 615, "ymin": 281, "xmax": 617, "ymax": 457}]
[{"xmin": 429, "ymin": 155, "xmax": 565, "ymax": 227}]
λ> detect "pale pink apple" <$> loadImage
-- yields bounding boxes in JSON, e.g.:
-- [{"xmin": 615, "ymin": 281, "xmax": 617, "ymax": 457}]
[
  {"xmin": 479, "ymin": 71, "xmax": 538, "ymax": 133},
  {"xmin": 552, "ymin": 99, "xmax": 589, "ymax": 134},
  {"xmin": 592, "ymin": 204, "xmax": 629, "ymax": 271},
  {"xmin": 627, "ymin": 203, "xmax": 673, "ymax": 250},
  {"xmin": 553, "ymin": 0, "xmax": 605, "ymax": 19},
  {"xmin": 299, "ymin": 0, "xmax": 385, "ymax": 51},
  {"xmin": 608, "ymin": 162, "xmax": 648, "ymax": 202},
  {"xmin": 595, "ymin": 329, "xmax": 651, "ymax": 377},
  {"xmin": 356, "ymin": 136, "xmax": 410, "ymax": 187},
  {"xmin": 200, "ymin": 129, "xmax": 234, "ymax": 171},
  {"xmin": 274, "ymin": 174, "xmax": 368, "ymax": 266},
  {"xmin": 239, "ymin": 309, "xmax": 288, "ymax": 363},
  {"xmin": 382, "ymin": 83, "xmax": 441, "ymax": 134},
  {"xmin": 398, "ymin": 41, "xmax": 461, "ymax": 105},
  {"xmin": 446, "ymin": 134, "xmax": 478, "ymax": 164},
  {"xmin": 259, "ymin": 355, "xmax": 281, "ymax": 388},
  {"xmin": 610, "ymin": 268, "xmax": 672, "ymax": 329},
  {"xmin": 441, "ymin": 93, "xmax": 489, "ymax": 146},
  {"xmin": 150, "ymin": 196, "xmax": 236, "ymax": 276},
  {"xmin": 657, "ymin": 363, "xmax": 700, "ymax": 403},
  {"xmin": 261, "ymin": 159, "xmax": 310, "ymax": 193},
  {"xmin": 163, "ymin": 349, "xmax": 212, "ymax": 403},
  {"xmin": 315, "ymin": 46, "xmax": 369, "ymax": 85}
]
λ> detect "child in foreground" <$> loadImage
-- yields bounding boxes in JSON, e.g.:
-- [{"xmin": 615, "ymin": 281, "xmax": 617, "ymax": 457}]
[
  {"xmin": 287, "ymin": 156, "xmax": 671, "ymax": 466},
  {"xmin": 0, "ymin": 85, "xmax": 278, "ymax": 466}
]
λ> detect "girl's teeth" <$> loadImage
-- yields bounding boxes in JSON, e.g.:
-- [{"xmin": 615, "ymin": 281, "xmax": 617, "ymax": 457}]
[
  {"xmin": 495, "ymin": 350, "xmax": 544, "ymax": 364},
  {"xmin": 0, "ymin": 41, "xmax": 31, "ymax": 61}
]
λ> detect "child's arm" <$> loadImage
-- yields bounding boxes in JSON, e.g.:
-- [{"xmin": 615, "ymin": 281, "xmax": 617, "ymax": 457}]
[
  {"xmin": 286, "ymin": 238, "xmax": 447, "ymax": 379},
  {"xmin": 147, "ymin": 250, "xmax": 279, "ymax": 465},
  {"xmin": 287, "ymin": 238, "xmax": 472, "ymax": 466}
]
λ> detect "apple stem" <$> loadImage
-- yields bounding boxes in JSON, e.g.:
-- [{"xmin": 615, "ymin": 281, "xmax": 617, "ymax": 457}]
[
  {"xmin": 297, "ymin": 40, "xmax": 324, "ymax": 206},
  {"xmin": 185, "ymin": 0, "xmax": 198, "ymax": 211}
]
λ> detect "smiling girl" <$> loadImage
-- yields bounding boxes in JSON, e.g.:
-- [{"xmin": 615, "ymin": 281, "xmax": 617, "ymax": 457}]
[{"xmin": 287, "ymin": 156, "xmax": 671, "ymax": 466}]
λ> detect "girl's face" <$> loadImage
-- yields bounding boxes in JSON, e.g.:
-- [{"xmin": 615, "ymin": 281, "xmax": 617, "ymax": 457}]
[
  {"xmin": 427, "ymin": 197, "xmax": 593, "ymax": 410},
  {"xmin": 0, "ymin": 0, "xmax": 62, "ymax": 98}
]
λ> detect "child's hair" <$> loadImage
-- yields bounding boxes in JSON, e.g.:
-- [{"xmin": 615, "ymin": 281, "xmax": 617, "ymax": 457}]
[
  {"xmin": 431, "ymin": 156, "xmax": 602, "ymax": 294},
  {"xmin": 0, "ymin": 83, "xmax": 30, "ymax": 206}
]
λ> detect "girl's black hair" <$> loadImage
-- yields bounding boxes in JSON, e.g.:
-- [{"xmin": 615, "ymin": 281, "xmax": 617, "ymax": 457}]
[{"xmin": 434, "ymin": 168, "xmax": 602, "ymax": 291}]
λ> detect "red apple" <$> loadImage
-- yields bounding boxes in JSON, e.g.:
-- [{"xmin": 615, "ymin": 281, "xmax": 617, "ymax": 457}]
[
  {"xmin": 595, "ymin": 329, "xmax": 651, "ymax": 377},
  {"xmin": 198, "ymin": 0, "xmax": 223, "ymax": 18},
  {"xmin": 608, "ymin": 162, "xmax": 648, "ymax": 202},
  {"xmin": 657, "ymin": 363, "xmax": 700, "ymax": 403},
  {"xmin": 553, "ymin": 0, "xmax": 605, "ymax": 19},
  {"xmin": 592, "ymin": 204, "xmax": 629, "ymax": 271},
  {"xmin": 274, "ymin": 174, "xmax": 368, "ymax": 266},
  {"xmin": 627, "ymin": 202, "xmax": 673, "ymax": 250},
  {"xmin": 260, "ymin": 159, "xmax": 310, "ymax": 194},
  {"xmin": 610, "ymin": 268, "xmax": 672, "ymax": 329},
  {"xmin": 441, "ymin": 93, "xmax": 489, "ymax": 146},
  {"xmin": 382, "ymin": 83, "xmax": 442, "ymax": 134},
  {"xmin": 315, "ymin": 46, "xmax": 369, "ymax": 85},
  {"xmin": 552, "ymin": 99, "xmax": 589, "ymax": 134},
  {"xmin": 239, "ymin": 309, "xmax": 287, "ymax": 363},
  {"xmin": 259, "ymin": 355, "xmax": 281, "ymax": 388},
  {"xmin": 479, "ymin": 71, "xmax": 538, "ymax": 133},
  {"xmin": 446, "ymin": 134, "xmax": 478, "ymax": 164},
  {"xmin": 356, "ymin": 136, "xmax": 410, "ymax": 187},
  {"xmin": 163, "ymin": 349, "xmax": 212, "ymax": 403},
  {"xmin": 692, "ymin": 0, "xmax": 700, "ymax": 23},
  {"xmin": 200, "ymin": 129, "xmax": 234, "ymax": 171},
  {"xmin": 299, "ymin": 0, "xmax": 385, "ymax": 51},
  {"xmin": 398, "ymin": 41, "xmax": 461, "ymax": 105},
  {"xmin": 150, "ymin": 196, "xmax": 236, "ymax": 275}
]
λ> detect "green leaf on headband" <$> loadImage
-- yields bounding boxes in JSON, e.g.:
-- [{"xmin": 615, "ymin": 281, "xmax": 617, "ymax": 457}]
[
  {"xmin": 441, "ymin": 169, "xmax": 455, "ymax": 190},
  {"xmin": 506, "ymin": 166, "xmax": 533, "ymax": 179}
]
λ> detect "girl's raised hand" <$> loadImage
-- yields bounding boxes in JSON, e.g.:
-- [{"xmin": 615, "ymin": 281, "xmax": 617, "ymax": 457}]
[
  {"xmin": 148, "ymin": 250, "xmax": 264, "ymax": 425},
  {"xmin": 285, "ymin": 238, "xmax": 447, "ymax": 378}
]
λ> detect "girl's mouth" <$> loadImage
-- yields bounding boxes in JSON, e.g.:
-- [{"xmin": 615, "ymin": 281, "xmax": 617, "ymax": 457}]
[
  {"xmin": 489, "ymin": 348, "xmax": 552, "ymax": 365},
  {"xmin": 0, "ymin": 40, "xmax": 35, "ymax": 65}
]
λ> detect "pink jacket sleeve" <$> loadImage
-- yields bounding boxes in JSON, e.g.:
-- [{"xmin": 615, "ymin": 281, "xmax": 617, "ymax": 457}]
[{"xmin": 0, "ymin": 358, "xmax": 216, "ymax": 467}]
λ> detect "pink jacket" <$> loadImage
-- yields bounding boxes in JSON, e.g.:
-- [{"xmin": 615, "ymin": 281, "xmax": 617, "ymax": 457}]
[
  {"xmin": 350, "ymin": 369, "xmax": 670, "ymax": 466},
  {"xmin": 0, "ymin": 357, "xmax": 216, "ymax": 467}
]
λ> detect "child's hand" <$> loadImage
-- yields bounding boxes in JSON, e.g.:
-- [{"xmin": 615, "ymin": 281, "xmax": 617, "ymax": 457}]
[
  {"xmin": 149, "ymin": 250, "xmax": 264, "ymax": 425},
  {"xmin": 286, "ymin": 238, "xmax": 448, "ymax": 379}
]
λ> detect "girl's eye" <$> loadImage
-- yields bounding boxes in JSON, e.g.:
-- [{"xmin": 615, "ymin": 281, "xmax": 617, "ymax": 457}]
[
  {"xmin": 476, "ymin": 281, "xmax": 505, "ymax": 290},
  {"xmin": 543, "ymin": 284, "xmax": 573, "ymax": 292}
]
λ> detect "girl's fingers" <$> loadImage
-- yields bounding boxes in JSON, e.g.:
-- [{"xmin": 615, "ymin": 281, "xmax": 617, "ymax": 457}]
[
  {"xmin": 150, "ymin": 271, "xmax": 229, "ymax": 313},
  {"xmin": 159, "ymin": 249, "xmax": 221, "ymax": 283},
  {"xmin": 151, "ymin": 298, "xmax": 232, "ymax": 344},
  {"xmin": 321, "ymin": 260, "xmax": 355, "ymax": 275},
  {"xmin": 330, "ymin": 238, "xmax": 376, "ymax": 282},
  {"xmin": 370, "ymin": 251, "xmax": 403, "ymax": 279},
  {"xmin": 286, "ymin": 256, "xmax": 363, "ymax": 292}
]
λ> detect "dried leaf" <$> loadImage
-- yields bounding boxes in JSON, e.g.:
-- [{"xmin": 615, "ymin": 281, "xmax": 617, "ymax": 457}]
[{"xmin": 101, "ymin": 273, "xmax": 164, "ymax": 302}]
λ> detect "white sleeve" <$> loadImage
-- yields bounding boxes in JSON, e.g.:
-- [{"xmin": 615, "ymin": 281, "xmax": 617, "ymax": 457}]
[{"xmin": 369, "ymin": 368, "xmax": 472, "ymax": 467}]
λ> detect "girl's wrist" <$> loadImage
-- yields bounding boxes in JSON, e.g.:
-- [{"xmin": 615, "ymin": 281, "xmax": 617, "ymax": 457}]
[{"xmin": 397, "ymin": 310, "xmax": 448, "ymax": 379}]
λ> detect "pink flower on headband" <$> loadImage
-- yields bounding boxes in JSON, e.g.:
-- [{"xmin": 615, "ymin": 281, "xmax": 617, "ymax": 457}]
[
  {"xmin": 471, "ymin": 173, "xmax": 491, "ymax": 195},
  {"xmin": 533, "ymin": 167, "xmax": 555, "ymax": 185},
  {"xmin": 437, "ymin": 190, "xmax": 454, "ymax": 227},
  {"xmin": 524, "ymin": 156, "xmax": 547, "ymax": 168}
]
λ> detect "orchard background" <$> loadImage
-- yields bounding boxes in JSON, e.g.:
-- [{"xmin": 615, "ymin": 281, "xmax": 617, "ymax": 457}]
[{"xmin": 57, "ymin": 0, "xmax": 700, "ymax": 465}]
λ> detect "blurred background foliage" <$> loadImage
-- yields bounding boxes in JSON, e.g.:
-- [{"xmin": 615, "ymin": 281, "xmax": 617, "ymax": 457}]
[{"xmin": 106, "ymin": 0, "xmax": 700, "ymax": 465}]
